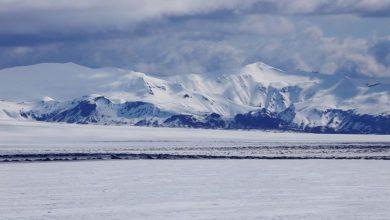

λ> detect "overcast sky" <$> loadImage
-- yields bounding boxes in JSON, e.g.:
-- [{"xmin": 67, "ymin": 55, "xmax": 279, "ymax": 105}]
[{"xmin": 1, "ymin": 0, "xmax": 390, "ymax": 77}]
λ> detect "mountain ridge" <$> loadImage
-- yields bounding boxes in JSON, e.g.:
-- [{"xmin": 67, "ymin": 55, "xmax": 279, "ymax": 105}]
[{"xmin": 1, "ymin": 62, "xmax": 389, "ymax": 134}]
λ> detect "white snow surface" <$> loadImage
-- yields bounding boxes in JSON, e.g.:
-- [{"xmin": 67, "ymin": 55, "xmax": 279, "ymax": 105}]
[
  {"xmin": 1, "ymin": 160, "xmax": 390, "ymax": 219},
  {"xmin": 1, "ymin": 120, "xmax": 390, "ymax": 156}
]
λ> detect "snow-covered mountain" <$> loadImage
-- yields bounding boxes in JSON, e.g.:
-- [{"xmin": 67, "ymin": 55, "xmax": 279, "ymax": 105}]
[{"xmin": 1, "ymin": 62, "xmax": 389, "ymax": 133}]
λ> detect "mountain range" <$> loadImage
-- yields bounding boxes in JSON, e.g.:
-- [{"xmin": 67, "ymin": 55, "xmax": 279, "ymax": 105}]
[{"xmin": 1, "ymin": 62, "xmax": 389, "ymax": 134}]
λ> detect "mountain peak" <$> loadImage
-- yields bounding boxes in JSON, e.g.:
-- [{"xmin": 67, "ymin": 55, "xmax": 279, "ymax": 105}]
[
  {"xmin": 1, "ymin": 62, "xmax": 390, "ymax": 121},
  {"xmin": 41, "ymin": 96, "xmax": 54, "ymax": 102}
]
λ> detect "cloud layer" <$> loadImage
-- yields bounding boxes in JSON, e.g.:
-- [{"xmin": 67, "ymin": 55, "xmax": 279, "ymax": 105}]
[
  {"xmin": 0, "ymin": 0, "xmax": 390, "ymax": 77},
  {"xmin": 1, "ymin": 0, "xmax": 390, "ymax": 34}
]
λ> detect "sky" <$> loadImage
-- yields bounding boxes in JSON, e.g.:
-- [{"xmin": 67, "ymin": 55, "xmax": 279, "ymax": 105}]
[{"xmin": 1, "ymin": 0, "xmax": 390, "ymax": 77}]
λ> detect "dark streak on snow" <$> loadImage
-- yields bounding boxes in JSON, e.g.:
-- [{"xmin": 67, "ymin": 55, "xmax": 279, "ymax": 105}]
[{"xmin": 1, "ymin": 152, "xmax": 390, "ymax": 162}]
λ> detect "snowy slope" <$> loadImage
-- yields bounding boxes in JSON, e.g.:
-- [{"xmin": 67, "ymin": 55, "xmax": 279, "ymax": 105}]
[
  {"xmin": 0, "ymin": 62, "xmax": 389, "ymax": 133},
  {"xmin": 167, "ymin": 62, "xmax": 314, "ymax": 114},
  {"xmin": 0, "ymin": 100, "xmax": 31, "ymax": 120},
  {"xmin": 106, "ymin": 71, "xmax": 254, "ymax": 116}
]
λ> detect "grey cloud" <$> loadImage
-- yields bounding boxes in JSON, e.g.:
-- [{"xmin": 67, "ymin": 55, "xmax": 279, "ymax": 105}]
[
  {"xmin": 0, "ymin": 0, "xmax": 257, "ymax": 34},
  {"xmin": 249, "ymin": 0, "xmax": 390, "ymax": 17},
  {"xmin": 0, "ymin": 13, "xmax": 296, "ymax": 73},
  {"xmin": 255, "ymin": 26, "xmax": 390, "ymax": 77},
  {"xmin": 1, "ymin": 17, "xmax": 390, "ymax": 78},
  {"xmin": 1, "ymin": 0, "xmax": 390, "ymax": 35},
  {"xmin": 1, "ymin": 0, "xmax": 390, "ymax": 78},
  {"xmin": 370, "ymin": 39, "xmax": 390, "ymax": 67}
]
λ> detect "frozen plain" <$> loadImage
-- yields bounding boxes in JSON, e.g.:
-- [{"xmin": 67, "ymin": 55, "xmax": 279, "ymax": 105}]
[
  {"xmin": 2, "ymin": 120, "xmax": 390, "ymax": 219},
  {"xmin": 1, "ymin": 120, "xmax": 390, "ymax": 160},
  {"xmin": 0, "ymin": 120, "xmax": 390, "ymax": 220},
  {"xmin": 2, "ymin": 160, "xmax": 390, "ymax": 220}
]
